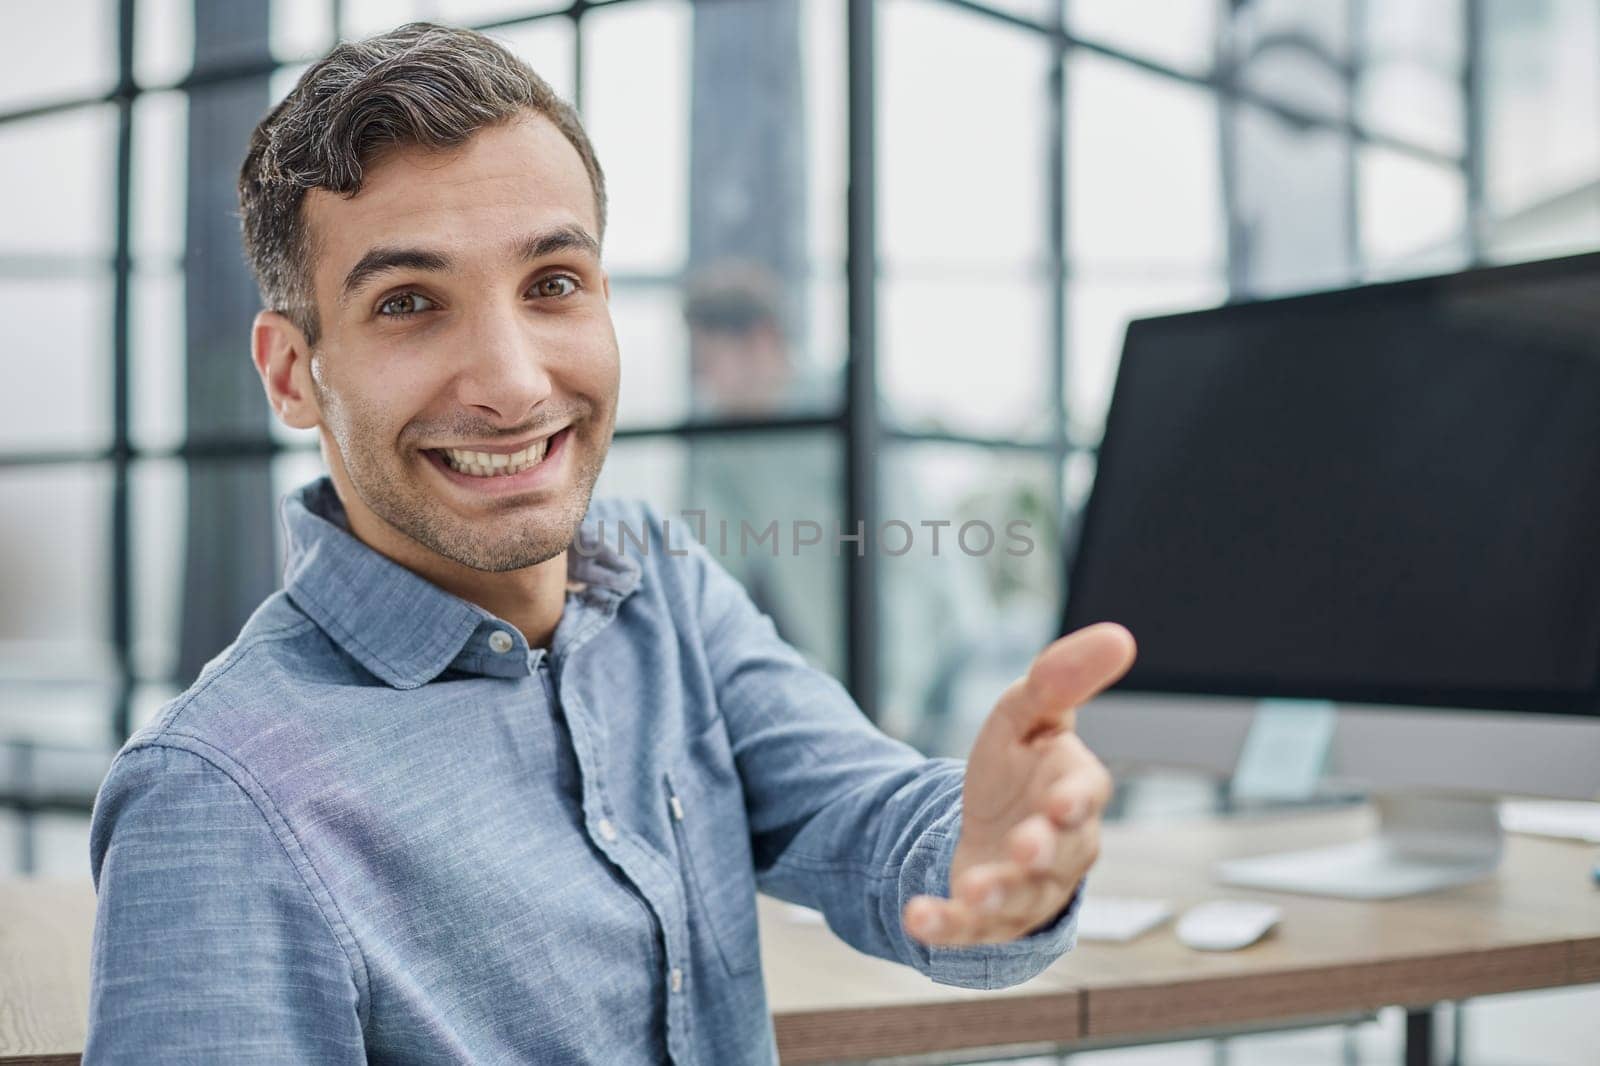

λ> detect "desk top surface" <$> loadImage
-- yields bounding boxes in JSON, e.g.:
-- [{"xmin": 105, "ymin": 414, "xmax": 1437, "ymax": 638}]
[{"xmin": 761, "ymin": 804, "xmax": 1600, "ymax": 1060}]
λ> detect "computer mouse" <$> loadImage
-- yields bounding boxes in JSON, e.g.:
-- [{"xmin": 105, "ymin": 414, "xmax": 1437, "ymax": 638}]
[{"xmin": 1175, "ymin": 900, "xmax": 1283, "ymax": 951}]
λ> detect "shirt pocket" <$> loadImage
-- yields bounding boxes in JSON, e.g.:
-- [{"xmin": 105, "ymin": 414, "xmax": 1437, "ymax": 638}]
[{"xmin": 663, "ymin": 721, "xmax": 763, "ymax": 977}]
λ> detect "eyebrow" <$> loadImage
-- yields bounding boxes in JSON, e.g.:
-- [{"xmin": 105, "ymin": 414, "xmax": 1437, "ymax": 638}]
[{"xmin": 337, "ymin": 224, "xmax": 602, "ymax": 306}]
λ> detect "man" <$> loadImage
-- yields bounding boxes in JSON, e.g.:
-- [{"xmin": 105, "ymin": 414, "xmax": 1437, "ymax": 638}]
[{"xmin": 85, "ymin": 22, "xmax": 1135, "ymax": 1065}]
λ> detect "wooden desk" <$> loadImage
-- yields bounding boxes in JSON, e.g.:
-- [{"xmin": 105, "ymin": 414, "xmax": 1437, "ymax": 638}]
[
  {"xmin": 4, "ymin": 806, "xmax": 1598, "ymax": 1064},
  {"xmin": 0, "ymin": 879, "xmax": 93, "ymax": 1066},
  {"xmin": 763, "ymin": 805, "xmax": 1600, "ymax": 1063}
]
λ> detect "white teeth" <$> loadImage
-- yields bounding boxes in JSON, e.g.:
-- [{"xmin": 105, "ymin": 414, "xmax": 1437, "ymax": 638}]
[{"xmin": 438, "ymin": 437, "xmax": 551, "ymax": 478}]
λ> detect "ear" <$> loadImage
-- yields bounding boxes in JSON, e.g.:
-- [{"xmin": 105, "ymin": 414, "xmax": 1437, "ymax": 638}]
[{"xmin": 252, "ymin": 310, "xmax": 321, "ymax": 431}]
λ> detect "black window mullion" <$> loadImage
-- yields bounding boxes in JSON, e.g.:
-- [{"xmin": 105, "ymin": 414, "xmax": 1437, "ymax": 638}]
[
  {"xmin": 111, "ymin": 0, "xmax": 138, "ymax": 746},
  {"xmin": 1049, "ymin": 0, "xmax": 1070, "ymax": 616},
  {"xmin": 1463, "ymin": 0, "xmax": 1488, "ymax": 265},
  {"xmin": 1345, "ymin": 0, "xmax": 1363, "ymax": 279},
  {"xmin": 845, "ymin": 0, "xmax": 879, "ymax": 721}
]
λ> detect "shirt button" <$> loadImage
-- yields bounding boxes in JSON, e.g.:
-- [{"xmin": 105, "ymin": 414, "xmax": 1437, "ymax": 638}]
[
  {"xmin": 597, "ymin": 818, "xmax": 618, "ymax": 842},
  {"xmin": 488, "ymin": 630, "xmax": 514, "ymax": 654},
  {"xmin": 670, "ymin": 967, "xmax": 683, "ymax": 993}
]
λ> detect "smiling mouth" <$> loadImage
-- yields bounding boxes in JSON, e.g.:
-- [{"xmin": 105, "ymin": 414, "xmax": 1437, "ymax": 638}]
[{"xmin": 427, "ymin": 430, "xmax": 564, "ymax": 478}]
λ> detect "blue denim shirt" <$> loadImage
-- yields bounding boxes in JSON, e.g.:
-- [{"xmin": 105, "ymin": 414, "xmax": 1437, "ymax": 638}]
[{"xmin": 85, "ymin": 476, "xmax": 1081, "ymax": 1064}]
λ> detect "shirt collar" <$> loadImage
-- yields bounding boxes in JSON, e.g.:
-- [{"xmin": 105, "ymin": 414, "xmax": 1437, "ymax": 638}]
[{"xmin": 279, "ymin": 476, "xmax": 641, "ymax": 689}]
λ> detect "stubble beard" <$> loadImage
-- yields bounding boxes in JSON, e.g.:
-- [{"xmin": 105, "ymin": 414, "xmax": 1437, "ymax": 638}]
[{"xmin": 321, "ymin": 380, "xmax": 615, "ymax": 574}]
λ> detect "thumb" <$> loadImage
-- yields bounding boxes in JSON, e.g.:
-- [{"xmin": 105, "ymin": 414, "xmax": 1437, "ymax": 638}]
[{"xmin": 995, "ymin": 622, "xmax": 1136, "ymax": 741}]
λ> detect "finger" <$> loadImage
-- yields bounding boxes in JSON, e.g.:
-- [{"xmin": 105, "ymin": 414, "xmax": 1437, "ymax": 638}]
[
  {"xmin": 951, "ymin": 861, "xmax": 1074, "ymax": 943},
  {"xmin": 951, "ymin": 857, "xmax": 1030, "ymax": 914},
  {"xmin": 1010, "ymin": 813, "xmax": 1103, "ymax": 902},
  {"xmin": 903, "ymin": 893, "xmax": 984, "ymax": 946},
  {"xmin": 1042, "ymin": 759, "xmax": 1114, "ymax": 829},
  {"xmin": 1045, "ymin": 818, "xmax": 1102, "ymax": 893},
  {"xmin": 1007, "ymin": 812, "xmax": 1061, "ymax": 873},
  {"xmin": 992, "ymin": 623, "xmax": 1136, "ymax": 741},
  {"xmin": 906, "ymin": 887, "xmax": 1045, "ymax": 948},
  {"xmin": 968, "ymin": 865, "xmax": 1053, "ymax": 929}
]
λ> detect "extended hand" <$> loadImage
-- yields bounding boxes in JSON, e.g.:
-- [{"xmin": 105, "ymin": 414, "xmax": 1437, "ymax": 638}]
[{"xmin": 903, "ymin": 622, "xmax": 1136, "ymax": 947}]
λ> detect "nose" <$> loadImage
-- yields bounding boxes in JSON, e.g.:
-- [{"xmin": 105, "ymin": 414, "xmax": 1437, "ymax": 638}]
[{"xmin": 453, "ymin": 300, "xmax": 555, "ymax": 424}]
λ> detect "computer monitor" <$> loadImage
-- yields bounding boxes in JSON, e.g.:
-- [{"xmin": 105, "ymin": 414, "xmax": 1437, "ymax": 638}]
[{"xmin": 1063, "ymin": 251, "xmax": 1600, "ymax": 898}]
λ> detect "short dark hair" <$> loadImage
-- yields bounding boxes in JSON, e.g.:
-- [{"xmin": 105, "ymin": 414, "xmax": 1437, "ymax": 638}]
[
  {"xmin": 682, "ymin": 261, "xmax": 786, "ymax": 337},
  {"xmin": 237, "ymin": 21, "xmax": 606, "ymax": 346}
]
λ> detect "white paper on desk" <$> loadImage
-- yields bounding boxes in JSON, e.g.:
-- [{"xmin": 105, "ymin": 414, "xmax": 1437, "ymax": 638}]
[
  {"xmin": 1075, "ymin": 896, "xmax": 1173, "ymax": 942},
  {"xmin": 1499, "ymin": 800, "xmax": 1600, "ymax": 843}
]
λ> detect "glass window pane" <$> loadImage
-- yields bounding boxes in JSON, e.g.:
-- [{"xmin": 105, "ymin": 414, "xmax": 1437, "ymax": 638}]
[
  {"xmin": 272, "ymin": 449, "xmax": 330, "ymax": 573},
  {"xmin": 1069, "ymin": 52, "xmax": 1222, "ymax": 269},
  {"xmin": 596, "ymin": 431, "xmax": 845, "ymax": 679},
  {"xmin": 0, "ymin": 682, "xmax": 116, "ymax": 747},
  {"xmin": 341, "ymin": 0, "xmax": 435, "ymax": 40},
  {"xmin": 581, "ymin": 0, "xmax": 691, "ymax": 274},
  {"xmin": 31, "ymin": 812, "xmax": 93, "ymax": 877},
  {"xmin": 130, "ymin": 681, "xmax": 184, "ymax": 735},
  {"xmin": 137, "ymin": 0, "xmax": 195, "ymax": 87},
  {"xmin": 496, "ymin": 17, "xmax": 577, "ymax": 102},
  {"xmin": 803, "ymin": 0, "xmax": 847, "ymax": 269},
  {"xmin": 132, "ymin": 91, "xmax": 188, "ymax": 267},
  {"xmin": 878, "ymin": 444, "xmax": 1059, "ymax": 752},
  {"xmin": 881, "ymin": 275, "xmax": 1051, "ymax": 439},
  {"xmin": 131, "ymin": 269, "xmax": 187, "ymax": 452},
  {"xmin": 1357, "ymin": 62, "xmax": 1464, "ymax": 158},
  {"xmin": 1358, "ymin": 149, "xmax": 1469, "ymax": 281},
  {"xmin": 273, "ymin": 0, "xmax": 336, "ymax": 62},
  {"xmin": 801, "ymin": 269, "xmax": 847, "ymax": 407},
  {"xmin": 1067, "ymin": 276, "xmax": 1225, "ymax": 443},
  {"xmin": 151, "ymin": 459, "xmax": 281, "ymax": 683},
  {"xmin": 0, "ymin": 464, "xmax": 114, "ymax": 676},
  {"xmin": 0, "ymin": 278, "xmax": 112, "ymax": 454},
  {"xmin": 613, "ymin": 285, "xmax": 693, "ymax": 428},
  {"xmin": 1356, "ymin": 0, "xmax": 1464, "ymax": 158},
  {"xmin": 1232, "ymin": 103, "xmax": 1356, "ymax": 297},
  {"xmin": 613, "ymin": 273, "xmax": 843, "ymax": 430},
  {"xmin": 1, "ymin": 0, "xmax": 117, "ymax": 110},
  {"xmin": 0, "ymin": 107, "xmax": 117, "ymax": 259},
  {"xmin": 584, "ymin": 1, "xmax": 841, "ymax": 425},
  {"xmin": 1355, "ymin": 0, "xmax": 1463, "ymax": 157},
  {"xmin": 1232, "ymin": 0, "xmax": 1350, "ymax": 121},
  {"xmin": 271, "ymin": 62, "xmax": 312, "ymax": 107},
  {"xmin": 435, "ymin": 0, "xmax": 569, "ymax": 24},
  {"xmin": 971, "ymin": 0, "xmax": 1056, "ymax": 25},
  {"xmin": 880, "ymin": 0, "xmax": 1050, "ymax": 269},
  {"xmin": 1483, "ymin": 0, "xmax": 1600, "ymax": 256},
  {"xmin": 689, "ymin": 431, "xmax": 843, "ymax": 679},
  {"xmin": 138, "ymin": 459, "xmax": 303, "ymax": 686},
  {"xmin": 131, "ymin": 459, "xmax": 186, "ymax": 682},
  {"xmin": 592, "ymin": 433, "xmax": 689, "ymax": 505},
  {"xmin": 1068, "ymin": 0, "xmax": 1216, "ymax": 75}
]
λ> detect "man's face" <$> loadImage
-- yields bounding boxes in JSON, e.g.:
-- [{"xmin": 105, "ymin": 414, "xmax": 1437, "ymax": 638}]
[{"xmin": 297, "ymin": 113, "xmax": 618, "ymax": 573}]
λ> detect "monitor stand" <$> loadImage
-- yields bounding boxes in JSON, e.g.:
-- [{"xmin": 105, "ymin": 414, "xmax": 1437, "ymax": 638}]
[{"xmin": 1213, "ymin": 793, "xmax": 1503, "ymax": 899}]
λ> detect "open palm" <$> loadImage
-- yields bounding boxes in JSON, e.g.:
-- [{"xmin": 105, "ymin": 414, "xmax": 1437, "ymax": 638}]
[{"xmin": 903, "ymin": 622, "xmax": 1136, "ymax": 946}]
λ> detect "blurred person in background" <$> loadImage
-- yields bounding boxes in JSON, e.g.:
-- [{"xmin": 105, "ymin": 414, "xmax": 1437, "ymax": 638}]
[
  {"xmin": 83, "ymin": 21, "xmax": 1131, "ymax": 1065},
  {"xmin": 683, "ymin": 261, "xmax": 838, "ymax": 674}
]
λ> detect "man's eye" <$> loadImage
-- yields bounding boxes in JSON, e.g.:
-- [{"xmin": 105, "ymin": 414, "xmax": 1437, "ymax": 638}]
[
  {"xmin": 533, "ymin": 275, "xmax": 578, "ymax": 299},
  {"xmin": 377, "ymin": 292, "xmax": 435, "ymax": 317}
]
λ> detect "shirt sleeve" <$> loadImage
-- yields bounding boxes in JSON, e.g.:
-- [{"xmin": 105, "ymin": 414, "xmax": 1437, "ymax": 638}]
[
  {"xmin": 669, "ymin": 514, "xmax": 1082, "ymax": 990},
  {"xmin": 85, "ymin": 742, "xmax": 367, "ymax": 1064}
]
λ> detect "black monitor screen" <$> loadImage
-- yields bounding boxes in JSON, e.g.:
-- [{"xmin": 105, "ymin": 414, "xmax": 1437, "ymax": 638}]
[{"xmin": 1062, "ymin": 253, "xmax": 1600, "ymax": 715}]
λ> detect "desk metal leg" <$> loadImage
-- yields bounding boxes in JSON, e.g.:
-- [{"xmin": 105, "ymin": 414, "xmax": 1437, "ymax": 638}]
[{"xmin": 1405, "ymin": 1007, "xmax": 1434, "ymax": 1066}]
